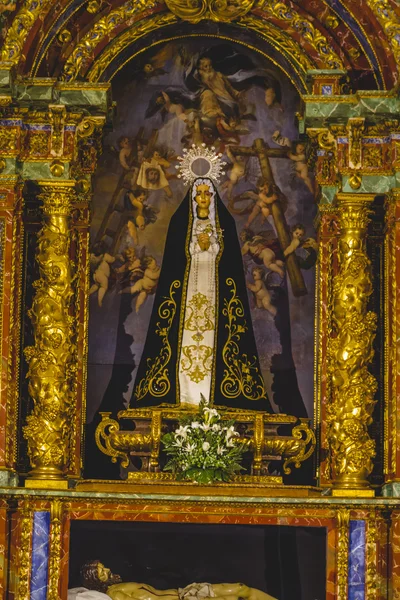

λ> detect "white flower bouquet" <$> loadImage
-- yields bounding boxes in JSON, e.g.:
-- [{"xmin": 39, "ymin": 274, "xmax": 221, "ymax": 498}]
[{"xmin": 161, "ymin": 396, "xmax": 245, "ymax": 484}]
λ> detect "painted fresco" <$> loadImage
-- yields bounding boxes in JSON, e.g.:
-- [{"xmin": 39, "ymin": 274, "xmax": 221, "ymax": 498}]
[{"xmin": 87, "ymin": 39, "xmax": 317, "ymax": 425}]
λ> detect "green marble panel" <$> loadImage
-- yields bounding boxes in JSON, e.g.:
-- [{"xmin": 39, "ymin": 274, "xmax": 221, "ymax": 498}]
[
  {"xmin": 57, "ymin": 87, "xmax": 110, "ymax": 111},
  {"xmin": 0, "ymin": 66, "xmax": 12, "ymax": 91},
  {"xmin": 319, "ymin": 185, "xmax": 337, "ymax": 204},
  {"xmin": 342, "ymin": 174, "xmax": 395, "ymax": 194},
  {"xmin": 21, "ymin": 161, "xmax": 70, "ymax": 180},
  {"xmin": 15, "ymin": 82, "xmax": 56, "ymax": 103},
  {"xmin": 0, "ymin": 157, "xmax": 17, "ymax": 176}
]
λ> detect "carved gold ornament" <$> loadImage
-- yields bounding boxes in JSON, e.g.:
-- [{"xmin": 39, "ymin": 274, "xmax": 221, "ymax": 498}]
[
  {"xmin": 1, "ymin": 0, "xmax": 53, "ymax": 64},
  {"xmin": 336, "ymin": 509, "xmax": 350, "ymax": 599},
  {"xmin": 23, "ymin": 181, "xmax": 77, "ymax": 479},
  {"xmin": 50, "ymin": 160, "xmax": 65, "ymax": 177},
  {"xmin": 367, "ymin": 0, "xmax": 400, "ymax": 67},
  {"xmin": 327, "ymin": 195, "xmax": 378, "ymax": 491},
  {"xmin": 348, "ymin": 173, "xmax": 362, "ymax": 189},
  {"xmin": 258, "ymin": 0, "xmax": 344, "ymax": 69},
  {"xmin": 165, "ymin": 0, "xmax": 255, "ymax": 23},
  {"xmin": 61, "ymin": 0, "xmax": 159, "ymax": 80}
]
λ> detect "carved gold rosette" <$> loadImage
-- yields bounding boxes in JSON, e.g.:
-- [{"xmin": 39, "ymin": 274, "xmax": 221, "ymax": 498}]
[
  {"xmin": 327, "ymin": 194, "xmax": 378, "ymax": 491},
  {"xmin": 23, "ymin": 181, "xmax": 77, "ymax": 480}
]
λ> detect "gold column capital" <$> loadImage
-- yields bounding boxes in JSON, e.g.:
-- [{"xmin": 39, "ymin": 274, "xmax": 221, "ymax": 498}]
[{"xmin": 37, "ymin": 180, "xmax": 76, "ymax": 215}]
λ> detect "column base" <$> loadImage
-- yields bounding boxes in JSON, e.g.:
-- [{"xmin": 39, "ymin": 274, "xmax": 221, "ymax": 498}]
[
  {"xmin": 331, "ymin": 488, "xmax": 375, "ymax": 497},
  {"xmin": 24, "ymin": 479, "xmax": 69, "ymax": 490}
]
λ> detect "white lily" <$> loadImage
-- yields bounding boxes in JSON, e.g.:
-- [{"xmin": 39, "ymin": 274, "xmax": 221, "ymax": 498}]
[
  {"xmin": 184, "ymin": 442, "xmax": 196, "ymax": 453},
  {"xmin": 212, "ymin": 423, "xmax": 221, "ymax": 432},
  {"xmin": 200, "ymin": 423, "xmax": 211, "ymax": 432},
  {"xmin": 175, "ymin": 425, "xmax": 189, "ymax": 439},
  {"xmin": 203, "ymin": 407, "xmax": 219, "ymax": 424},
  {"xmin": 217, "ymin": 445, "xmax": 226, "ymax": 455},
  {"xmin": 191, "ymin": 421, "xmax": 201, "ymax": 429},
  {"xmin": 202, "ymin": 441, "xmax": 210, "ymax": 451}
]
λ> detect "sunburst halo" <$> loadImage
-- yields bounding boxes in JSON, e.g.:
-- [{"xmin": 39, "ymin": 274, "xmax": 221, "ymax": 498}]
[{"xmin": 176, "ymin": 143, "xmax": 227, "ymax": 185}]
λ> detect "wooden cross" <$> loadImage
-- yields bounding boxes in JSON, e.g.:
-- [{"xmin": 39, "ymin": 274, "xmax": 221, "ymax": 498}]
[{"xmin": 230, "ymin": 138, "xmax": 307, "ymax": 297}]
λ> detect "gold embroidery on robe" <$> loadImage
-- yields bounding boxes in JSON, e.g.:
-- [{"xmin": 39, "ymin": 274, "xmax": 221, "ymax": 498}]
[
  {"xmin": 135, "ymin": 280, "xmax": 180, "ymax": 401},
  {"xmin": 220, "ymin": 277, "xmax": 266, "ymax": 401},
  {"xmin": 180, "ymin": 292, "xmax": 215, "ymax": 382}
]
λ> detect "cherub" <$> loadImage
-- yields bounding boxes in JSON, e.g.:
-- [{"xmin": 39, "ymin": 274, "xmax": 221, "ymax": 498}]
[
  {"xmin": 288, "ymin": 142, "xmax": 314, "ymax": 194},
  {"xmin": 123, "ymin": 187, "xmax": 157, "ymax": 245},
  {"xmin": 89, "ymin": 242, "xmax": 117, "ymax": 307},
  {"xmin": 284, "ymin": 223, "xmax": 305, "ymax": 257},
  {"xmin": 115, "ymin": 246, "xmax": 144, "ymax": 288},
  {"xmin": 119, "ymin": 256, "xmax": 161, "ymax": 313},
  {"xmin": 244, "ymin": 180, "xmax": 281, "ymax": 228},
  {"xmin": 221, "ymin": 146, "xmax": 247, "ymax": 200},
  {"xmin": 216, "ymin": 117, "xmax": 249, "ymax": 147},
  {"xmin": 247, "ymin": 267, "xmax": 277, "ymax": 316},
  {"xmin": 272, "ymin": 131, "xmax": 314, "ymax": 194},
  {"xmin": 159, "ymin": 90, "xmax": 187, "ymax": 121},
  {"xmin": 118, "ymin": 136, "xmax": 133, "ymax": 171},
  {"xmin": 240, "ymin": 228, "xmax": 285, "ymax": 278}
]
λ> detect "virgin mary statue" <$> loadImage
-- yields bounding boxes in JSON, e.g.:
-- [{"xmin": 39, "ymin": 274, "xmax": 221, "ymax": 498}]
[{"xmin": 131, "ymin": 178, "xmax": 272, "ymax": 412}]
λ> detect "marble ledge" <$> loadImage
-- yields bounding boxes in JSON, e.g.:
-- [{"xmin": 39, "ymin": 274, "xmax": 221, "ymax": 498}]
[{"xmin": 0, "ymin": 485, "xmax": 399, "ymax": 506}]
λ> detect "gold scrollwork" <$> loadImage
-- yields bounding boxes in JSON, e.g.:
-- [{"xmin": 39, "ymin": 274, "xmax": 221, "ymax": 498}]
[
  {"xmin": 48, "ymin": 500, "xmax": 64, "ymax": 600},
  {"xmin": 135, "ymin": 280, "xmax": 180, "ymax": 401},
  {"xmin": 87, "ymin": 13, "xmax": 178, "ymax": 82},
  {"xmin": 61, "ymin": 0, "xmax": 159, "ymax": 81},
  {"xmin": 1, "ymin": 0, "xmax": 52, "ymax": 64},
  {"xmin": 95, "ymin": 413, "xmax": 131, "ymax": 468},
  {"xmin": 282, "ymin": 421, "xmax": 317, "ymax": 475},
  {"xmin": 23, "ymin": 181, "xmax": 77, "ymax": 480},
  {"xmin": 181, "ymin": 292, "xmax": 215, "ymax": 383},
  {"xmin": 362, "ymin": 145, "xmax": 383, "ymax": 169},
  {"xmin": 336, "ymin": 508, "xmax": 350, "ymax": 600},
  {"xmin": 165, "ymin": 0, "xmax": 255, "ymax": 23},
  {"xmin": 28, "ymin": 132, "xmax": 49, "ymax": 156},
  {"xmin": 367, "ymin": 0, "xmax": 400, "ymax": 67},
  {"xmin": 327, "ymin": 195, "xmax": 378, "ymax": 490},
  {"xmin": 258, "ymin": 0, "xmax": 344, "ymax": 69},
  {"xmin": 0, "ymin": 128, "xmax": 18, "ymax": 155},
  {"xmin": 220, "ymin": 278, "xmax": 266, "ymax": 401},
  {"xmin": 16, "ymin": 501, "xmax": 33, "ymax": 600},
  {"xmin": 239, "ymin": 14, "xmax": 313, "ymax": 75}
]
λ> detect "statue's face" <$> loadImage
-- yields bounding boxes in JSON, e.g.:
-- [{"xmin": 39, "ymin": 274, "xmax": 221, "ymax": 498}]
[
  {"xmin": 195, "ymin": 184, "xmax": 212, "ymax": 210},
  {"xmin": 97, "ymin": 563, "xmax": 111, "ymax": 582}
]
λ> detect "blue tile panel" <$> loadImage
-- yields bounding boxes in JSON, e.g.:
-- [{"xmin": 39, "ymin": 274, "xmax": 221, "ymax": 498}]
[
  {"xmin": 348, "ymin": 519, "xmax": 366, "ymax": 600},
  {"xmin": 30, "ymin": 511, "xmax": 51, "ymax": 600}
]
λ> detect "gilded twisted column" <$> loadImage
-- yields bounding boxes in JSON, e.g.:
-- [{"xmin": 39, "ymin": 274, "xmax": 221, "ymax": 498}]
[
  {"xmin": 327, "ymin": 193, "xmax": 377, "ymax": 492},
  {"xmin": 24, "ymin": 181, "xmax": 76, "ymax": 482}
]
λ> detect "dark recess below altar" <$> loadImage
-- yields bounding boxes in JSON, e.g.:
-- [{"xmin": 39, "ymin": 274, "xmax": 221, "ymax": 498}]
[{"xmin": 69, "ymin": 521, "xmax": 326, "ymax": 600}]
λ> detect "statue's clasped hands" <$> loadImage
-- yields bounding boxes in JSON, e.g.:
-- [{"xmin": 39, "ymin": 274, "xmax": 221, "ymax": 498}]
[{"xmin": 198, "ymin": 232, "xmax": 211, "ymax": 251}]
